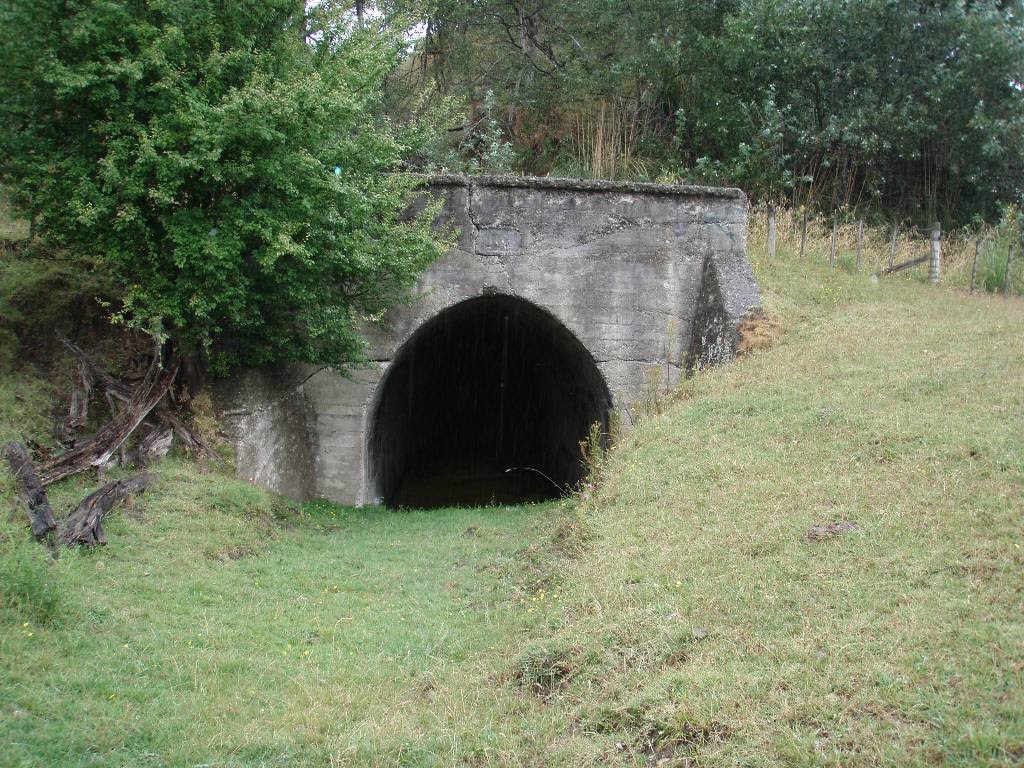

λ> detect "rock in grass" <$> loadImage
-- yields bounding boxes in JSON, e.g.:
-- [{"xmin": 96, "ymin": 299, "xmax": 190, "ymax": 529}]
[{"xmin": 805, "ymin": 520, "xmax": 862, "ymax": 542}]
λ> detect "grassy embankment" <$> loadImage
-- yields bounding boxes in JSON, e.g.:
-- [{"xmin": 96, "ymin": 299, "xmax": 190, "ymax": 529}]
[{"xmin": 1, "ymin": 227, "xmax": 1022, "ymax": 766}]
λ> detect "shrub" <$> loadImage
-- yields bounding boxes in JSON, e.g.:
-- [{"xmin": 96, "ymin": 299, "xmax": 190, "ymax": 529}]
[{"xmin": 0, "ymin": 2, "xmax": 448, "ymax": 373}]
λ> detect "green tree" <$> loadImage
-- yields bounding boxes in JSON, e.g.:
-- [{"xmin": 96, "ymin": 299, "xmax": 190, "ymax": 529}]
[
  {"xmin": 392, "ymin": 0, "xmax": 1023, "ymax": 224},
  {"xmin": 685, "ymin": 0, "xmax": 1024, "ymax": 222},
  {"xmin": 0, "ymin": 0, "xmax": 447, "ymax": 374}
]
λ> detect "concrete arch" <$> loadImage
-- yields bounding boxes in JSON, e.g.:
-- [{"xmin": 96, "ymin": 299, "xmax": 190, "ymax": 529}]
[
  {"xmin": 215, "ymin": 175, "xmax": 760, "ymax": 506},
  {"xmin": 365, "ymin": 293, "xmax": 612, "ymax": 507}
]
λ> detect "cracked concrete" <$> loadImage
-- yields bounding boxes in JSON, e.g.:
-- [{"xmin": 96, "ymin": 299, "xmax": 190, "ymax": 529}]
[{"xmin": 214, "ymin": 174, "xmax": 760, "ymax": 506}]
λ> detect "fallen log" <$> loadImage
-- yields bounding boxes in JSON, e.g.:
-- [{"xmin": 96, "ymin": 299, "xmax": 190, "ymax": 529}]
[
  {"xmin": 123, "ymin": 424, "xmax": 173, "ymax": 467},
  {"xmin": 154, "ymin": 405, "xmax": 221, "ymax": 462},
  {"xmin": 60, "ymin": 338, "xmax": 221, "ymax": 464},
  {"xmin": 56, "ymin": 356, "xmax": 95, "ymax": 445},
  {"xmin": 39, "ymin": 351, "xmax": 179, "ymax": 486},
  {"xmin": 3, "ymin": 442, "xmax": 57, "ymax": 538},
  {"xmin": 877, "ymin": 254, "xmax": 929, "ymax": 276},
  {"xmin": 58, "ymin": 474, "xmax": 154, "ymax": 547}
]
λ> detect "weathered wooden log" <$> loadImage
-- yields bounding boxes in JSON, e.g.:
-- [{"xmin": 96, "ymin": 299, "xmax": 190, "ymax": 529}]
[
  {"xmin": 877, "ymin": 254, "xmax": 929, "ymax": 276},
  {"xmin": 66, "ymin": 357, "xmax": 94, "ymax": 430},
  {"xmin": 124, "ymin": 424, "xmax": 173, "ymax": 467},
  {"xmin": 60, "ymin": 338, "xmax": 220, "ymax": 463},
  {"xmin": 153, "ymin": 405, "xmax": 221, "ymax": 461},
  {"xmin": 3, "ymin": 442, "xmax": 57, "ymax": 538},
  {"xmin": 39, "ymin": 351, "xmax": 178, "ymax": 486},
  {"xmin": 58, "ymin": 474, "xmax": 154, "ymax": 547},
  {"xmin": 60, "ymin": 338, "xmax": 131, "ymax": 400},
  {"xmin": 55, "ymin": 356, "xmax": 95, "ymax": 445}
]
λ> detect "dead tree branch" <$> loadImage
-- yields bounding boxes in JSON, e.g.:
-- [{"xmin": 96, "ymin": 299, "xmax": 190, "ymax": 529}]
[
  {"xmin": 58, "ymin": 474, "xmax": 154, "ymax": 547},
  {"xmin": 3, "ymin": 442, "xmax": 57, "ymax": 538},
  {"xmin": 57, "ymin": 356, "xmax": 94, "ymax": 443},
  {"xmin": 39, "ymin": 352, "xmax": 179, "ymax": 486},
  {"xmin": 124, "ymin": 424, "xmax": 173, "ymax": 467},
  {"xmin": 59, "ymin": 338, "xmax": 221, "ymax": 464}
]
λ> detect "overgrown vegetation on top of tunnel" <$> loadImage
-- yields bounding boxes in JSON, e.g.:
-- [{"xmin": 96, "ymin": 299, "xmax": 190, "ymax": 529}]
[{"xmin": 386, "ymin": 0, "xmax": 1023, "ymax": 227}]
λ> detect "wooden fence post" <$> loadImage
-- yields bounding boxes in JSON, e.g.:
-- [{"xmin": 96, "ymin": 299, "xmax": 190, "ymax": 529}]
[
  {"xmin": 830, "ymin": 220, "xmax": 838, "ymax": 268},
  {"xmin": 970, "ymin": 239, "xmax": 980, "ymax": 294},
  {"xmin": 889, "ymin": 222, "xmax": 898, "ymax": 269},
  {"xmin": 855, "ymin": 219, "xmax": 864, "ymax": 271},
  {"xmin": 928, "ymin": 222, "xmax": 941, "ymax": 285},
  {"xmin": 798, "ymin": 209, "xmax": 808, "ymax": 260},
  {"xmin": 767, "ymin": 203, "xmax": 777, "ymax": 260}
]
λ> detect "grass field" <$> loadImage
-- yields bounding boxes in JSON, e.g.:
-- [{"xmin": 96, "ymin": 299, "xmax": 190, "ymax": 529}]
[{"xmin": 2, "ymin": 245, "xmax": 1022, "ymax": 766}]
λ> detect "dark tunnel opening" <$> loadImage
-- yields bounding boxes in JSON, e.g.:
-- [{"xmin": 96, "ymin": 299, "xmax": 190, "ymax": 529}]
[{"xmin": 368, "ymin": 295, "xmax": 612, "ymax": 509}]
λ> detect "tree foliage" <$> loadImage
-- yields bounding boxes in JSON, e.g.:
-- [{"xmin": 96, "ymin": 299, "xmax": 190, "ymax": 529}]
[
  {"xmin": 0, "ymin": 0, "xmax": 447, "ymax": 373},
  {"xmin": 392, "ymin": 0, "xmax": 1024, "ymax": 224}
]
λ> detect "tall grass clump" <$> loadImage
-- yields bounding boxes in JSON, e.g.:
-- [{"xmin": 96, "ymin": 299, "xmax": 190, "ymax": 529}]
[
  {"xmin": 973, "ymin": 208, "xmax": 1023, "ymax": 294},
  {"xmin": 0, "ymin": 525, "xmax": 66, "ymax": 625},
  {"xmin": 552, "ymin": 99, "xmax": 648, "ymax": 181}
]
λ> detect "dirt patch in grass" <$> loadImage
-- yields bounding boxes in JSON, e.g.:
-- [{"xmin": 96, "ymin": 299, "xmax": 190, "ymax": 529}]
[
  {"xmin": 593, "ymin": 704, "xmax": 733, "ymax": 766},
  {"xmin": 205, "ymin": 544, "xmax": 258, "ymax": 562},
  {"xmin": 638, "ymin": 719, "xmax": 733, "ymax": 764}
]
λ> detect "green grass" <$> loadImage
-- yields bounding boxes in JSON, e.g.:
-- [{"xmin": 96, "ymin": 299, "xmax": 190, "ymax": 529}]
[
  {"xmin": 1, "ymin": 462, "xmax": 571, "ymax": 766},
  {"xmin": 0, "ymin": 371, "xmax": 55, "ymax": 446},
  {"xmin": 516, "ymin": 252, "xmax": 1024, "ymax": 766},
  {"xmin": 1, "ymin": 246, "xmax": 1022, "ymax": 766}
]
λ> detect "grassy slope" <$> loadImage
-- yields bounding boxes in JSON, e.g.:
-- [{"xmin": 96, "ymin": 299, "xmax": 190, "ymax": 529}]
[
  {"xmin": 1, "ymin": 250, "xmax": 1022, "ymax": 767},
  {"xmin": 532, "ymin": 255, "xmax": 1024, "ymax": 766}
]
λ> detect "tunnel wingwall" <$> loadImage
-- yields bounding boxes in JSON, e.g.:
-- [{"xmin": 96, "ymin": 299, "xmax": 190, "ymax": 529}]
[{"xmin": 214, "ymin": 175, "xmax": 760, "ymax": 506}]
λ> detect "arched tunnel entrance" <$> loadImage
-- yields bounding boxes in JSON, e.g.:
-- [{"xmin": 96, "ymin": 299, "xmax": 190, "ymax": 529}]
[{"xmin": 367, "ymin": 294, "xmax": 612, "ymax": 508}]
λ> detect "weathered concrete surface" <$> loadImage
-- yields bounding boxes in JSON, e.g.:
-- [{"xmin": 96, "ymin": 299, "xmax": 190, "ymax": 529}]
[{"xmin": 215, "ymin": 175, "xmax": 760, "ymax": 506}]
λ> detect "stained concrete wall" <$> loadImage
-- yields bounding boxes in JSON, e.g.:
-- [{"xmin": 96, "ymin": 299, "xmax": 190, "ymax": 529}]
[{"xmin": 215, "ymin": 175, "xmax": 760, "ymax": 506}]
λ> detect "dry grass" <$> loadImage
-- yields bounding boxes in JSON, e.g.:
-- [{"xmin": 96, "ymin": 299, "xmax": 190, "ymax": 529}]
[
  {"xmin": 749, "ymin": 205, "xmax": 1024, "ymax": 295},
  {"xmin": 558, "ymin": 100, "xmax": 647, "ymax": 181},
  {"xmin": 736, "ymin": 307, "xmax": 782, "ymax": 356}
]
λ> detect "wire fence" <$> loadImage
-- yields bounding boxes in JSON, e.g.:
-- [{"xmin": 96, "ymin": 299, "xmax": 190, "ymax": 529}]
[{"xmin": 749, "ymin": 205, "xmax": 1024, "ymax": 297}]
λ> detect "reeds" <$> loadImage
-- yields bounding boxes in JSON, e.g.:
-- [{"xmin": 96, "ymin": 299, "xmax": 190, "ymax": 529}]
[{"xmin": 561, "ymin": 99, "xmax": 647, "ymax": 181}]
